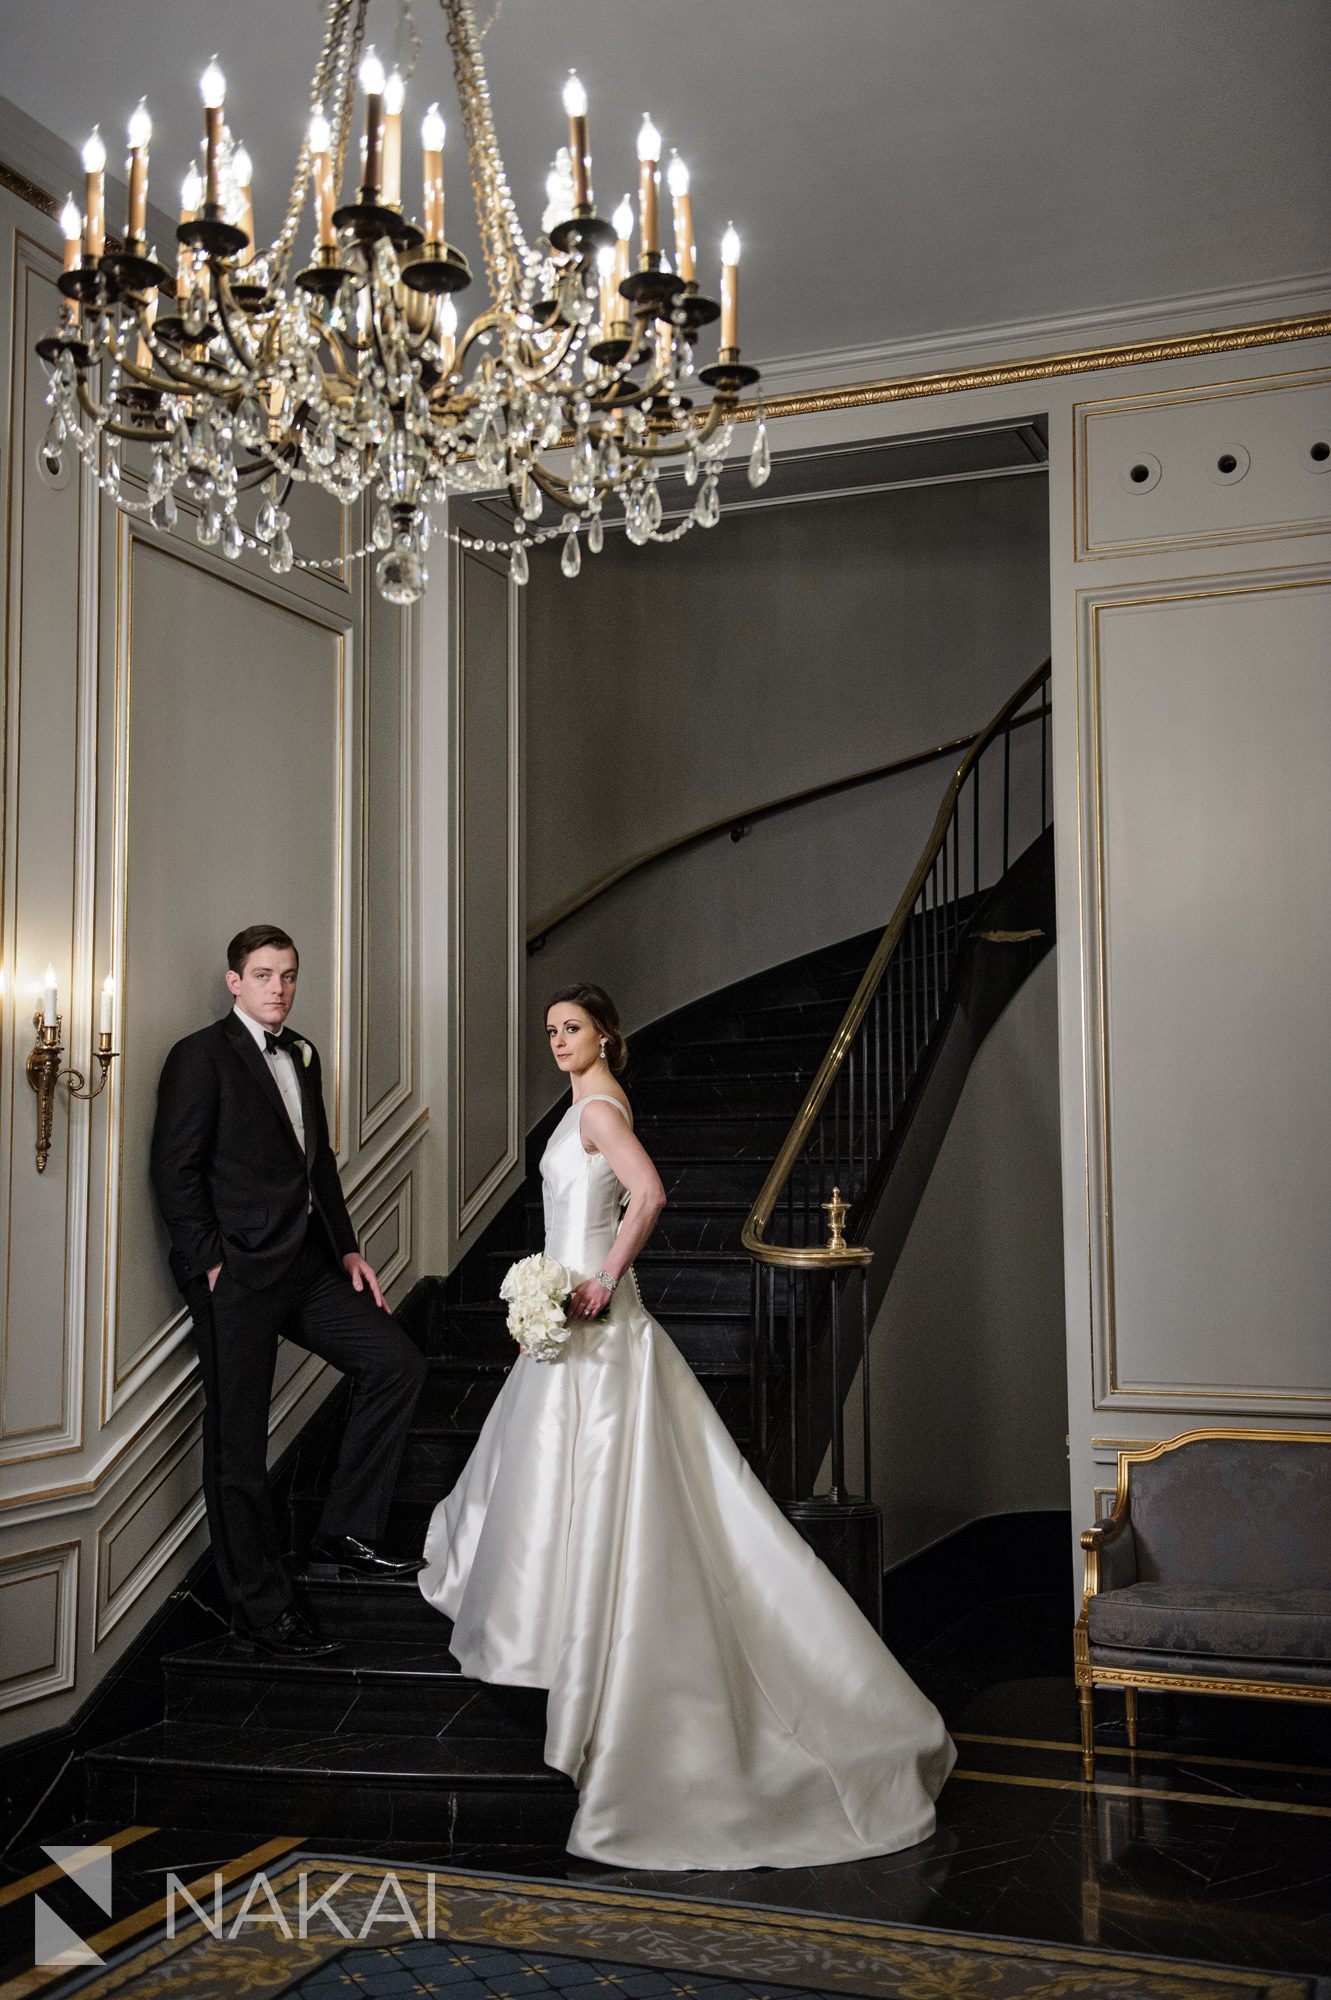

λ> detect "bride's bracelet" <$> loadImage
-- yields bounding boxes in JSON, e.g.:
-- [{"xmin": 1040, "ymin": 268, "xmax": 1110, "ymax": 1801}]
[{"xmin": 594, "ymin": 1269, "xmax": 620, "ymax": 1294}]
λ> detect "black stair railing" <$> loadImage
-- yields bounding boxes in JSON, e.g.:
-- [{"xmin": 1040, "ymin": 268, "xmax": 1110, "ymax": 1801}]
[{"xmin": 742, "ymin": 659, "xmax": 1053, "ymax": 1507}]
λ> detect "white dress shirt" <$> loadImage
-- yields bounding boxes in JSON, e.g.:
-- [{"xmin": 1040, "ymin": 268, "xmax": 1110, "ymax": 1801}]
[{"xmin": 232, "ymin": 1003, "xmax": 307, "ymax": 1156}]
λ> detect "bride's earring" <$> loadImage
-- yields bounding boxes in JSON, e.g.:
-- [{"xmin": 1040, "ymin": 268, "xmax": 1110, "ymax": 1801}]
[{"xmin": 599, "ymin": 1037, "xmax": 608, "ymax": 1062}]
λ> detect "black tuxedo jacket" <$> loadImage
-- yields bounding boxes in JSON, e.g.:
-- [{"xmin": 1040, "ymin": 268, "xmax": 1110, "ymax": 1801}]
[{"xmin": 150, "ymin": 1012, "xmax": 358, "ymax": 1293}]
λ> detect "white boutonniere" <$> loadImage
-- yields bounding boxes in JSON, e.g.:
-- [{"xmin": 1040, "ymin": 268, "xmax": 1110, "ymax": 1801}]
[{"xmin": 293, "ymin": 1037, "xmax": 313, "ymax": 1068}]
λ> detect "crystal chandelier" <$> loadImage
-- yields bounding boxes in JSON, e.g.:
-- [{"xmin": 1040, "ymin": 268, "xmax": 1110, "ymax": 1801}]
[{"xmin": 36, "ymin": 0, "xmax": 770, "ymax": 605}]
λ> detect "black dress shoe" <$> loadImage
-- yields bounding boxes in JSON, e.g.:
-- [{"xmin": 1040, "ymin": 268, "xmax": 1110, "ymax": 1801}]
[
  {"xmin": 309, "ymin": 1533, "xmax": 426, "ymax": 1578},
  {"xmin": 231, "ymin": 1608, "xmax": 344, "ymax": 1659}
]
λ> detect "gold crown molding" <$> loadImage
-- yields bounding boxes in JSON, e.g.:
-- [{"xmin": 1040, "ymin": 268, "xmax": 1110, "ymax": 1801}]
[
  {"xmin": 0, "ymin": 159, "xmax": 58, "ymax": 221},
  {"xmin": 733, "ymin": 314, "xmax": 1331, "ymax": 426}
]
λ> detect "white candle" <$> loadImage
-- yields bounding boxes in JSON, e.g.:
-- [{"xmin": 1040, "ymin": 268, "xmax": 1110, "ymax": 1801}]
[
  {"xmin": 82, "ymin": 129, "xmax": 106, "ymax": 259},
  {"xmin": 308, "ymin": 112, "xmax": 335, "ymax": 249},
  {"xmin": 563, "ymin": 73, "xmax": 589, "ymax": 210},
  {"xmin": 720, "ymin": 223, "xmax": 740, "ymax": 349},
  {"xmin": 200, "ymin": 59, "xmax": 226, "ymax": 211},
  {"xmin": 127, "ymin": 100, "xmax": 151, "ymax": 241},
  {"xmin": 667, "ymin": 154, "xmax": 695, "ymax": 284},
  {"xmin": 60, "ymin": 196, "xmax": 82, "ymax": 273},
  {"xmin": 421, "ymin": 103, "xmax": 445, "ymax": 242},
  {"xmin": 636, "ymin": 116, "xmax": 661, "ymax": 257},
  {"xmin": 43, "ymin": 964, "xmax": 58, "ymax": 1028},
  {"xmin": 100, "ymin": 974, "xmax": 115, "ymax": 1036},
  {"xmin": 359, "ymin": 47, "xmax": 386, "ymax": 197},
  {"xmin": 382, "ymin": 69, "xmax": 405, "ymax": 206}
]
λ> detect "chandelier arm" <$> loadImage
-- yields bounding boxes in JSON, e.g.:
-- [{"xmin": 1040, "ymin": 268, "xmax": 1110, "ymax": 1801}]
[
  {"xmin": 618, "ymin": 404, "xmax": 733, "ymax": 458},
  {"xmin": 211, "ymin": 274, "xmax": 264, "ymax": 376},
  {"xmin": 73, "ymin": 377, "xmax": 170, "ymax": 445},
  {"xmin": 101, "ymin": 334, "xmax": 190, "ymax": 403},
  {"xmin": 142, "ymin": 331, "xmax": 245, "ymax": 397},
  {"xmin": 504, "ymin": 324, "xmax": 582, "ymax": 386}
]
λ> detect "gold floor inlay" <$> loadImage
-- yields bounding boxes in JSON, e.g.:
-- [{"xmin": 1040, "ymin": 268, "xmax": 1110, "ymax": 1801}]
[
  {"xmin": 954, "ymin": 1731, "xmax": 1331, "ymax": 1783},
  {"xmin": 951, "ymin": 1767, "xmax": 1331, "ymax": 1819},
  {"xmin": 0, "ymin": 1825, "xmax": 157, "ymax": 1910}
]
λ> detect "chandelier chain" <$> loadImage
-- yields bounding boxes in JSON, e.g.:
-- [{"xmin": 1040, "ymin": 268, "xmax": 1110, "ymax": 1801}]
[{"xmin": 442, "ymin": 0, "xmax": 529, "ymax": 303}]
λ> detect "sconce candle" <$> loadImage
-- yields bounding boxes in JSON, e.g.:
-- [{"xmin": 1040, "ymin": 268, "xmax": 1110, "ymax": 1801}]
[
  {"xmin": 382, "ymin": 69, "xmax": 405, "ymax": 206},
  {"xmin": 200, "ymin": 58, "xmax": 226, "ymax": 210},
  {"xmin": 563, "ymin": 73, "xmax": 590, "ymax": 210},
  {"xmin": 596, "ymin": 242, "xmax": 617, "ymax": 333},
  {"xmin": 82, "ymin": 129, "xmax": 106, "ymax": 259},
  {"xmin": 126, "ymin": 100, "xmax": 151, "ymax": 240},
  {"xmin": 420, "ymin": 103, "xmax": 445, "ymax": 242},
  {"xmin": 178, "ymin": 165, "xmax": 202, "ymax": 295},
  {"xmin": 43, "ymin": 964, "xmax": 58, "ymax": 1027},
  {"xmin": 100, "ymin": 974, "xmax": 115, "ymax": 1036}
]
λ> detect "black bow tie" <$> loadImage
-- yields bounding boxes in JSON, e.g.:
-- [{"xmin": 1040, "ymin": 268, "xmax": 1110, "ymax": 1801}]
[{"xmin": 264, "ymin": 1029, "xmax": 294, "ymax": 1056}]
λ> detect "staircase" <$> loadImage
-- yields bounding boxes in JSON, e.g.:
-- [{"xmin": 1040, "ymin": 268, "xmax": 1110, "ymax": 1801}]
[
  {"xmin": 82, "ymin": 665, "xmax": 1056, "ymax": 1847},
  {"xmin": 83, "ymin": 931, "xmax": 881, "ymax": 1844}
]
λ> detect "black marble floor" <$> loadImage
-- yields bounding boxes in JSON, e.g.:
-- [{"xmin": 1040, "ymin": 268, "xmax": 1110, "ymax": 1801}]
[{"xmin": 6, "ymin": 1565, "xmax": 1331, "ymax": 1991}]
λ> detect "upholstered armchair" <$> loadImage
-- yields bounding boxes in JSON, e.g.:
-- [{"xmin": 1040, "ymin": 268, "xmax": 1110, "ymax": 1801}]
[{"xmin": 1074, "ymin": 1428, "xmax": 1331, "ymax": 1780}]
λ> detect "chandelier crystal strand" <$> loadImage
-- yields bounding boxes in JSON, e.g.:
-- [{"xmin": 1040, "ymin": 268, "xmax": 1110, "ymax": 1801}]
[{"xmin": 35, "ymin": 0, "xmax": 761, "ymax": 607}]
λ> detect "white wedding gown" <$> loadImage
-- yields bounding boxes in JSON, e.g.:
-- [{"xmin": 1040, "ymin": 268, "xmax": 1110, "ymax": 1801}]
[{"xmin": 418, "ymin": 1094, "xmax": 955, "ymax": 1869}]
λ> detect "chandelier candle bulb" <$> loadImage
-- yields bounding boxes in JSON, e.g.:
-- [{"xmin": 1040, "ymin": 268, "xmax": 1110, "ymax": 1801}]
[
  {"xmin": 636, "ymin": 116, "xmax": 661, "ymax": 257},
  {"xmin": 667, "ymin": 154, "xmax": 694, "ymax": 283},
  {"xmin": 100, "ymin": 974, "xmax": 115, "ymax": 1037},
  {"xmin": 43, "ymin": 965, "xmax": 58, "ymax": 1029},
  {"xmin": 720, "ymin": 223, "xmax": 740, "ymax": 350},
  {"xmin": 308, "ymin": 111, "xmax": 336, "ymax": 247},
  {"xmin": 200, "ymin": 59, "xmax": 226, "ymax": 209},
  {"xmin": 60, "ymin": 196, "xmax": 82, "ymax": 272},
  {"xmin": 359, "ymin": 47, "xmax": 386, "ymax": 198},
  {"xmin": 563, "ymin": 72, "xmax": 590, "ymax": 209},
  {"xmin": 382, "ymin": 70, "xmax": 405, "ymax": 206},
  {"xmin": 177, "ymin": 164, "xmax": 201, "ymax": 293},
  {"xmin": 126, "ymin": 100, "xmax": 151, "ymax": 240},
  {"xmin": 421, "ymin": 102, "xmax": 446, "ymax": 240},
  {"xmin": 82, "ymin": 130, "xmax": 106, "ymax": 259}
]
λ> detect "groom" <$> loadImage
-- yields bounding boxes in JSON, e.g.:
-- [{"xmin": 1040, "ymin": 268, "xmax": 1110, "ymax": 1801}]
[{"xmin": 151, "ymin": 924, "xmax": 427, "ymax": 1659}]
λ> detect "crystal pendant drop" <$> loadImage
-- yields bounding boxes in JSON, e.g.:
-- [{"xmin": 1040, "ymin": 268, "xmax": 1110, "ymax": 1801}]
[
  {"xmin": 521, "ymin": 475, "xmax": 543, "ymax": 522},
  {"xmin": 271, "ymin": 526, "xmax": 294, "ymax": 574},
  {"xmin": 184, "ymin": 287, "xmax": 207, "ymax": 338},
  {"xmin": 588, "ymin": 512, "xmax": 604, "ymax": 555},
  {"xmin": 373, "ymin": 503, "xmax": 393, "ymax": 551},
  {"xmin": 168, "ymin": 419, "xmax": 191, "ymax": 472},
  {"xmin": 222, "ymin": 516, "xmax": 244, "ymax": 561},
  {"xmin": 198, "ymin": 499, "xmax": 223, "ymax": 546},
  {"xmin": 153, "ymin": 489, "xmax": 178, "ymax": 531},
  {"xmin": 682, "ymin": 446, "xmax": 699, "ymax": 488},
  {"xmin": 694, "ymin": 477, "xmax": 720, "ymax": 528},
  {"xmin": 146, "ymin": 452, "xmax": 168, "ymax": 506},
  {"xmin": 377, "ymin": 545, "xmax": 426, "ymax": 604},
  {"xmin": 255, "ymin": 498, "xmax": 279, "ymax": 543},
  {"xmin": 748, "ymin": 418, "xmax": 771, "ymax": 488},
  {"xmin": 510, "ymin": 538, "xmax": 529, "ymax": 587},
  {"xmin": 560, "ymin": 529, "xmax": 581, "ymax": 579},
  {"xmin": 643, "ymin": 482, "xmax": 663, "ymax": 534}
]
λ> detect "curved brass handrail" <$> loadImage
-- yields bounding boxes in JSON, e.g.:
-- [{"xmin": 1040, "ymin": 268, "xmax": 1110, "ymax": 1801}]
[
  {"xmin": 527, "ymin": 722, "xmax": 1012, "ymax": 952},
  {"xmin": 742, "ymin": 656, "xmax": 1053, "ymax": 1268}
]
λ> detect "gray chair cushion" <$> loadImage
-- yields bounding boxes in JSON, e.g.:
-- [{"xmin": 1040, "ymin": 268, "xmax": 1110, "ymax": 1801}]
[{"xmin": 1088, "ymin": 1582, "xmax": 1331, "ymax": 1663}]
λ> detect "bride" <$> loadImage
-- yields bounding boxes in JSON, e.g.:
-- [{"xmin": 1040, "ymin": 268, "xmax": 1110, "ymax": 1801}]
[{"xmin": 418, "ymin": 982, "xmax": 955, "ymax": 1870}]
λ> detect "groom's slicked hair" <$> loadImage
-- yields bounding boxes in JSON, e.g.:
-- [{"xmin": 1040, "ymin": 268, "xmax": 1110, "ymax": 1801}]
[{"xmin": 228, "ymin": 924, "xmax": 299, "ymax": 975}]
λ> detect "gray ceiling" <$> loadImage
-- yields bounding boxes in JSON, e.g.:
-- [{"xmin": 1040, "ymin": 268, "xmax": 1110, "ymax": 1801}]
[{"xmin": 4, "ymin": 0, "xmax": 1328, "ymax": 368}]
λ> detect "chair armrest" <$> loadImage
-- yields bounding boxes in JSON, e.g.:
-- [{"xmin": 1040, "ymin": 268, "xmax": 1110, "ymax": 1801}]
[{"xmin": 1079, "ymin": 1514, "xmax": 1138, "ymax": 1602}]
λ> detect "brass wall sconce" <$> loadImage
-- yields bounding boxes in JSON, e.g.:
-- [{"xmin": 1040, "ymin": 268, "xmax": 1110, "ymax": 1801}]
[{"xmin": 26, "ymin": 967, "xmax": 118, "ymax": 1173}]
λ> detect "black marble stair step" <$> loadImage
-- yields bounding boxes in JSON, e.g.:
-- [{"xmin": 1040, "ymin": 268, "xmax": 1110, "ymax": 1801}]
[
  {"xmin": 414, "ymin": 1360, "xmax": 512, "ymax": 1429},
  {"xmin": 297, "ymin": 1569, "xmax": 443, "ymax": 1640},
  {"xmin": 422, "ymin": 1300, "xmax": 754, "ymax": 1368},
  {"xmin": 164, "ymin": 1635, "xmax": 548, "ymax": 1739},
  {"xmin": 633, "ymin": 1118, "xmax": 797, "ymax": 1157},
  {"xmin": 629, "ymin": 1072, "xmax": 814, "ymax": 1114},
  {"xmin": 632, "ymin": 1032, "xmax": 830, "ymax": 1080},
  {"xmin": 84, "ymin": 1720, "xmax": 576, "ymax": 1845}
]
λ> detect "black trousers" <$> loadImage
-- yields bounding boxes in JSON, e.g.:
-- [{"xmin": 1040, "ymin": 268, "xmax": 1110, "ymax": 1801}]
[{"xmin": 187, "ymin": 1223, "xmax": 427, "ymax": 1632}]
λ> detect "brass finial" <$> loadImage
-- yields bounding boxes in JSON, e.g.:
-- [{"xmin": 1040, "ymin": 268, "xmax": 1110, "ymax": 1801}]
[{"xmin": 822, "ymin": 1185, "xmax": 849, "ymax": 1253}]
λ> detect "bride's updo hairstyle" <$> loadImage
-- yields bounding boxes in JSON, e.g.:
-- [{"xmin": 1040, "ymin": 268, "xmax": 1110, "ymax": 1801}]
[{"xmin": 544, "ymin": 983, "xmax": 628, "ymax": 1075}]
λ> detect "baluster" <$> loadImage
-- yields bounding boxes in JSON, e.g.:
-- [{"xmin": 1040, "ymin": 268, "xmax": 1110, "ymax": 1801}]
[
  {"xmin": 952, "ymin": 808, "xmax": 961, "ymax": 962},
  {"xmin": 859, "ymin": 1266, "xmax": 872, "ymax": 1503},
  {"xmin": 827, "ymin": 1273, "xmax": 845, "ymax": 1503},
  {"xmin": 873, "ymin": 989, "xmax": 882, "ymax": 1161},
  {"xmin": 787, "ymin": 1266, "xmax": 799, "ymax": 1495},
  {"xmin": 1003, "ymin": 716, "xmax": 1012, "ymax": 875}
]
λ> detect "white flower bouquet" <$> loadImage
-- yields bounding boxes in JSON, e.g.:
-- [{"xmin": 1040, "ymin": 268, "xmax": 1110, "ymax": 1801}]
[{"xmin": 499, "ymin": 1252, "xmax": 579, "ymax": 1363}]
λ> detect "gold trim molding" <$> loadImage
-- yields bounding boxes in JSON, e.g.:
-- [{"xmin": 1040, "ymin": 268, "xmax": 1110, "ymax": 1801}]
[{"xmin": 737, "ymin": 315, "xmax": 1331, "ymax": 426}]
